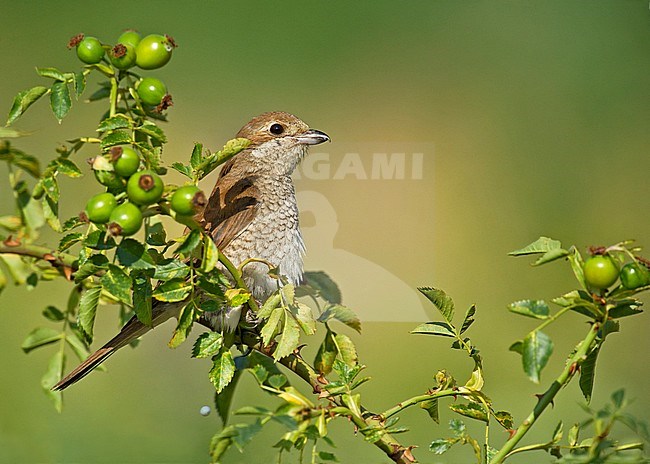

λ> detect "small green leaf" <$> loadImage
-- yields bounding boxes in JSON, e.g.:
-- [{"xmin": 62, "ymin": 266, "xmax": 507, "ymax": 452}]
[
  {"xmin": 449, "ymin": 401, "xmax": 488, "ymax": 423},
  {"xmin": 315, "ymin": 329, "xmax": 338, "ymax": 375},
  {"xmin": 78, "ymin": 286, "xmax": 102, "ymax": 340},
  {"xmin": 6, "ymin": 86, "xmax": 49, "ymax": 126},
  {"xmin": 58, "ymin": 232, "xmax": 83, "ymax": 252},
  {"xmin": 84, "ymin": 230, "xmax": 117, "ymax": 251},
  {"xmin": 168, "ymin": 302, "xmax": 195, "ymax": 348},
  {"xmin": 429, "ymin": 438, "xmax": 455, "ymax": 454},
  {"xmin": 56, "ymin": 158, "xmax": 82, "ymax": 178},
  {"xmin": 153, "ymin": 259, "xmax": 190, "ymax": 281},
  {"xmin": 210, "ymin": 346, "xmax": 236, "ymax": 394},
  {"xmin": 176, "ymin": 229, "xmax": 201, "ymax": 256},
  {"xmin": 36, "ymin": 67, "xmax": 66, "ymax": 81},
  {"xmin": 420, "ymin": 398, "xmax": 439, "ymax": 423},
  {"xmin": 146, "ymin": 219, "xmax": 167, "ymax": 246},
  {"xmin": 509, "ymin": 340, "xmax": 523, "ymax": 354},
  {"xmin": 170, "ymin": 162, "xmax": 193, "ymax": 178},
  {"xmin": 137, "ymin": 122, "xmax": 167, "ymax": 143},
  {"xmin": 87, "ymin": 84, "xmax": 110, "ymax": 102},
  {"xmin": 579, "ymin": 345, "xmax": 600, "ymax": 403},
  {"xmin": 152, "ymin": 278, "xmax": 192, "ymax": 302},
  {"xmin": 273, "ymin": 310, "xmax": 301, "ymax": 360},
  {"xmin": 460, "ymin": 305, "xmax": 476, "ymax": 334},
  {"xmin": 41, "ymin": 351, "xmax": 65, "ymax": 412},
  {"xmin": 294, "ymin": 302, "xmax": 316, "ymax": 335},
  {"xmin": 260, "ymin": 306, "xmax": 284, "ymax": 345},
  {"xmin": 72, "ymin": 71, "xmax": 86, "ymax": 97},
  {"xmin": 418, "ymin": 287, "xmax": 455, "ymax": 323},
  {"xmin": 215, "ymin": 369, "xmax": 241, "ymax": 425},
  {"xmin": 100, "ymin": 264, "xmax": 131, "ymax": 305},
  {"xmin": 522, "ymin": 330, "xmax": 554, "ymax": 383},
  {"xmin": 97, "ymin": 115, "xmax": 131, "ymax": 132},
  {"xmin": 116, "ymin": 239, "xmax": 155, "ymax": 269},
  {"xmin": 411, "ymin": 321, "xmax": 456, "ymax": 337},
  {"xmin": 193, "ymin": 332, "xmax": 224, "ymax": 358},
  {"xmin": 190, "ymin": 143, "xmax": 203, "ymax": 169},
  {"xmin": 22, "ymin": 327, "xmax": 63, "ymax": 353},
  {"xmin": 507, "ymin": 300, "xmax": 550, "ymax": 319},
  {"xmin": 65, "ymin": 331, "xmax": 90, "ymax": 363},
  {"xmin": 50, "ymin": 81, "xmax": 71, "ymax": 122},
  {"xmin": 42, "ymin": 306, "xmax": 65, "ymax": 322},
  {"xmin": 202, "ymin": 234, "xmax": 219, "ymax": 273},
  {"xmin": 131, "ymin": 271, "xmax": 153, "ymax": 326},
  {"xmin": 0, "ymin": 144, "xmax": 41, "ymax": 177},
  {"xmin": 508, "ymin": 236, "xmax": 569, "ymax": 265},
  {"xmin": 0, "ymin": 253, "xmax": 33, "ymax": 285},
  {"xmin": 334, "ymin": 332, "xmax": 357, "ymax": 367},
  {"xmin": 318, "ymin": 304, "xmax": 361, "ymax": 333},
  {"xmin": 100, "ymin": 130, "xmax": 132, "ymax": 148}
]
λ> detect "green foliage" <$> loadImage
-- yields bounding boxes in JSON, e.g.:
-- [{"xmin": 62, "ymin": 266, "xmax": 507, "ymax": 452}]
[{"xmin": 2, "ymin": 30, "xmax": 648, "ymax": 464}]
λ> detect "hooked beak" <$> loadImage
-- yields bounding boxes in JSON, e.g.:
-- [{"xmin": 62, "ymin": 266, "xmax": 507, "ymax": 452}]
[{"xmin": 296, "ymin": 129, "xmax": 330, "ymax": 145}]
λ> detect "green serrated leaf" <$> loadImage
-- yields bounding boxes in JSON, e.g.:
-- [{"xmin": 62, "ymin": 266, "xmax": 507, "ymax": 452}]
[
  {"xmin": 429, "ymin": 438, "xmax": 455, "ymax": 454},
  {"xmin": 318, "ymin": 304, "xmax": 361, "ymax": 333},
  {"xmin": 509, "ymin": 236, "xmax": 563, "ymax": 256},
  {"xmin": 6, "ymin": 86, "xmax": 49, "ymax": 126},
  {"xmin": 579, "ymin": 345, "xmax": 600, "ymax": 403},
  {"xmin": 190, "ymin": 143, "xmax": 203, "ymax": 170},
  {"xmin": 273, "ymin": 310, "xmax": 301, "ymax": 360},
  {"xmin": 116, "ymin": 239, "xmax": 155, "ymax": 269},
  {"xmin": 100, "ymin": 130, "xmax": 132, "ymax": 148},
  {"xmin": 42, "ymin": 195, "xmax": 61, "ymax": 232},
  {"xmin": 152, "ymin": 278, "xmax": 192, "ymax": 302},
  {"xmin": 411, "ymin": 321, "xmax": 456, "ymax": 337},
  {"xmin": 294, "ymin": 302, "xmax": 316, "ymax": 335},
  {"xmin": 41, "ymin": 351, "xmax": 65, "ymax": 412},
  {"xmin": 73, "ymin": 253, "xmax": 109, "ymax": 282},
  {"xmin": 72, "ymin": 71, "xmax": 86, "ymax": 97},
  {"xmin": 460, "ymin": 305, "xmax": 476, "ymax": 334},
  {"xmin": 522, "ymin": 330, "xmax": 553, "ymax": 383},
  {"xmin": 168, "ymin": 302, "xmax": 195, "ymax": 348},
  {"xmin": 59, "ymin": 232, "xmax": 83, "ymax": 252},
  {"xmin": 333, "ymin": 332, "xmax": 357, "ymax": 367},
  {"xmin": 137, "ymin": 122, "xmax": 167, "ymax": 143},
  {"xmin": 170, "ymin": 162, "xmax": 193, "ymax": 179},
  {"xmin": 215, "ymin": 369, "xmax": 241, "ymax": 426},
  {"xmin": 314, "ymin": 329, "xmax": 338, "ymax": 375},
  {"xmin": 56, "ymin": 158, "xmax": 82, "ymax": 178},
  {"xmin": 100, "ymin": 264, "xmax": 131, "ymax": 305},
  {"xmin": 153, "ymin": 258, "xmax": 190, "ymax": 281},
  {"xmin": 176, "ymin": 228, "xmax": 201, "ymax": 256},
  {"xmin": 97, "ymin": 115, "xmax": 131, "ymax": 132},
  {"xmin": 418, "ymin": 287, "xmax": 455, "ymax": 323},
  {"xmin": 202, "ymin": 234, "xmax": 219, "ymax": 273},
  {"xmin": 42, "ymin": 305, "xmax": 65, "ymax": 321},
  {"xmin": 261, "ymin": 306, "xmax": 284, "ymax": 345},
  {"xmin": 131, "ymin": 271, "xmax": 153, "ymax": 326},
  {"xmin": 50, "ymin": 81, "xmax": 71, "ymax": 122},
  {"xmin": 145, "ymin": 219, "xmax": 167, "ymax": 246},
  {"xmin": 210, "ymin": 346, "xmax": 236, "ymax": 394},
  {"xmin": 37, "ymin": 67, "xmax": 66, "ymax": 81},
  {"xmin": 508, "ymin": 300, "xmax": 550, "ymax": 319},
  {"xmin": 193, "ymin": 332, "xmax": 224, "ymax": 358},
  {"xmin": 449, "ymin": 401, "xmax": 488, "ymax": 423},
  {"xmin": 22, "ymin": 327, "xmax": 63, "ymax": 353},
  {"xmin": 78, "ymin": 286, "xmax": 102, "ymax": 340},
  {"xmin": 420, "ymin": 398, "xmax": 440, "ymax": 423}
]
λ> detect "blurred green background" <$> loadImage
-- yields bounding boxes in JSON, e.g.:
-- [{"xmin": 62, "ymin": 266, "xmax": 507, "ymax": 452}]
[{"xmin": 1, "ymin": 1, "xmax": 649, "ymax": 463}]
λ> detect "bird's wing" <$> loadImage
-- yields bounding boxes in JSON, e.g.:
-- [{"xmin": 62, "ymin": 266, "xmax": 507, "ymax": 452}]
[{"xmin": 200, "ymin": 158, "xmax": 260, "ymax": 250}]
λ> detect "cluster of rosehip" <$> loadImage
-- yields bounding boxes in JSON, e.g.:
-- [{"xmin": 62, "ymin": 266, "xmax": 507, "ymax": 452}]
[
  {"xmin": 583, "ymin": 252, "xmax": 650, "ymax": 291},
  {"xmin": 84, "ymin": 147, "xmax": 206, "ymax": 236},
  {"xmin": 69, "ymin": 31, "xmax": 174, "ymax": 108}
]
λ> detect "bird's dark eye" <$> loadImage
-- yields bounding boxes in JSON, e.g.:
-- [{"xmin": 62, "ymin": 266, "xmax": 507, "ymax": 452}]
[{"xmin": 269, "ymin": 123, "xmax": 284, "ymax": 135}]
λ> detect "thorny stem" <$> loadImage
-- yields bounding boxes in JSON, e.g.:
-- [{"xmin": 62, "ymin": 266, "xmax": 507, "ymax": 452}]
[
  {"xmin": 489, "ymin": 321, "xmax": 601, "ymax": 464},
  {"xmin": 0, "ymin": 242, "xmax": 78, "ymax": 270},
  {"xmin": 380, "ymin": 389, "xmax": 459, "ymax": 420}
]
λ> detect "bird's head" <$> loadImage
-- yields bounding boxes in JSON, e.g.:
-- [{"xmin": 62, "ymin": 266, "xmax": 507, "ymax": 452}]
[{"xmin": 234, "ymin": 111, "xmax": 330, "ymax": 176}]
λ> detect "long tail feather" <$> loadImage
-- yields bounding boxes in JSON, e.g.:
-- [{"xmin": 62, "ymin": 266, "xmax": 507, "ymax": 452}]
[{"xmin": 52, "ymin": 303, "xmax": 178, "ymax": 391}]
